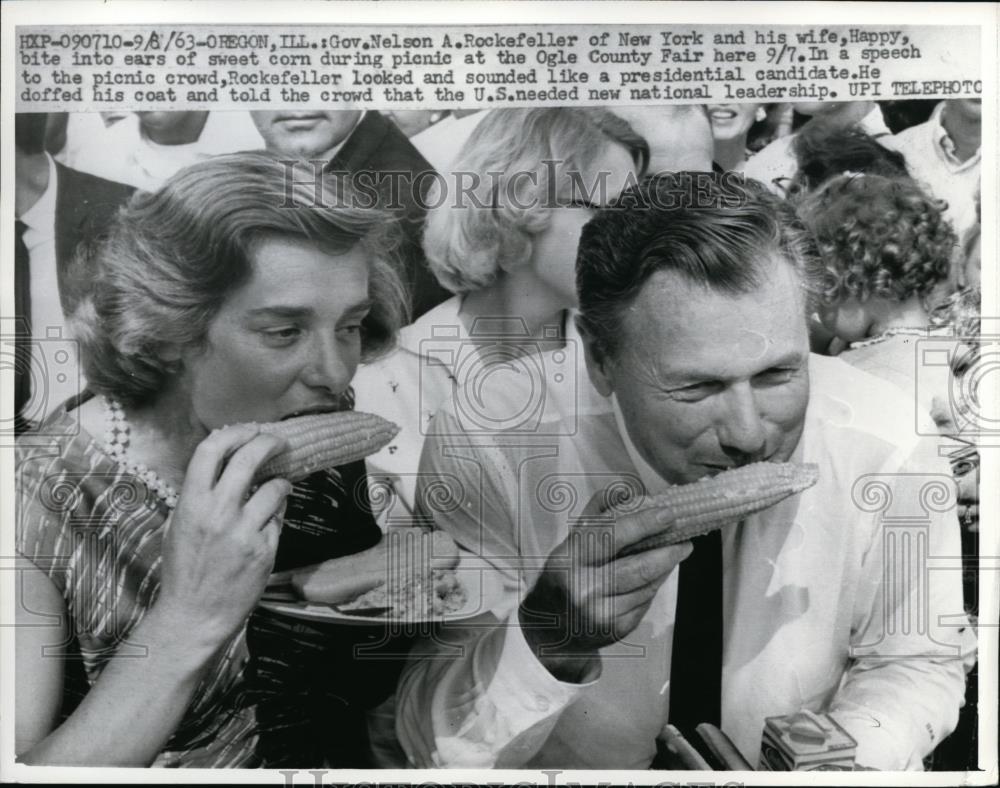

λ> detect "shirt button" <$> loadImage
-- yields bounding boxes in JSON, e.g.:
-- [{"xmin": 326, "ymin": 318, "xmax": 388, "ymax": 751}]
[{"xmin": 535, "ymin": 695, "xmax": 549, "ymax": 712}]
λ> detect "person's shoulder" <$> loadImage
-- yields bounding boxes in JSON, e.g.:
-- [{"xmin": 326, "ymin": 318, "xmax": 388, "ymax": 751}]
[
  {"xmin": 398, "ymin": 296, "xmax": 463, "ymax": 347},
  {"xmin": 15, "ymin": 410, "xmax": 102, "ymax": 518},
  {"xmin": 56, "ymin": 160, "xmax": 135, "ymax": 203},
  {"xmin": 352, "ymin": 339, "xmax": 427, "ymax": 418},
  {"xmin": 55, "ymin": 161, "xmax": 135, "ymax": 235},
  {"xmin": 807, "ymin": 353, "xmax": 928, "ymax": 453},
  {"xmin": 353, "ymin": 110, "xmax": 433, "ymax": 173}
]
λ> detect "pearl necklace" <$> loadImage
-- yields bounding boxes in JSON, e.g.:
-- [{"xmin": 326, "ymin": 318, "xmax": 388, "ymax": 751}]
[
  {"xmin": 847, "ymin": 327, "xmax": 933, "ymax": 350},
  {"xmin": 102, "ymin": 397, "xmax": 179, "ymax": 509}
]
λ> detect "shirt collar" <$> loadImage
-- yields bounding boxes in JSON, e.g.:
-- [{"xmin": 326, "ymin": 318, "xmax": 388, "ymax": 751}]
[
  {"xmin": 19, "ymin": 153, "xmax": 58, "ymax": 235},
  {"xmin": 609, "ymin": 392, "xmax": 672, "ymax": 496}
]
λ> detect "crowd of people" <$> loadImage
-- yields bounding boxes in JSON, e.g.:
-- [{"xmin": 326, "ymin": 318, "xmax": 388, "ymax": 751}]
[{"xmin": 12, "ymin": 99, "xmax": 982, "ymax": 771}]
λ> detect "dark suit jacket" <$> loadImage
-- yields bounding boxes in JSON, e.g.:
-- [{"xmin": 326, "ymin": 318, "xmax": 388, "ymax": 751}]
[
  {"xmin": 327, "ymin": 111, "xmax": 450, "ymax": 319},
  {"xmin": 14, "ymin": 162, "xmax": 134, "ymax": 425}
]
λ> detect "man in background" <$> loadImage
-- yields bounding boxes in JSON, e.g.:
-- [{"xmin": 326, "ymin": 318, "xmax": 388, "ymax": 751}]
[
  {"xmin": 251, "ymin": 109, "xmax": 450, "ymax": 319},
  {"xmin": 13, "ymin": 112, "xmax": 134, "ymax": 431},
  {"xmin": 56, "ymin": 111, "xmax": 265, "ymax": 192}
]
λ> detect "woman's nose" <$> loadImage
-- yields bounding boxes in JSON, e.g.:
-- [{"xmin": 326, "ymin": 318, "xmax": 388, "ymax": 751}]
[
  {"xmin": 716, "ymin": 383, "xmax": 768, "ymax": 462},
  {"xmin": 302, "ymin": 334, "xmax": 353, "ymax": 393}
]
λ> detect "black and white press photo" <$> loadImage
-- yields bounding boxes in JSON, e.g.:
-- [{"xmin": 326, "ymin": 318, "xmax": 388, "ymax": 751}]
[{"xmin": 1, "ymin": 2, "xmax": 994, "ymax": 785}]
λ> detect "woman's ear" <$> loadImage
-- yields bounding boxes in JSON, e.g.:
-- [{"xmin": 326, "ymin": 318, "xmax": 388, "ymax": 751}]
[
  {"xmin": 158, "ymin": 343, "xmax": 183, "ymax": 363},
  {"xmin": 495, "ymin": 234, "xmax": 534, "ymax": 275},
  {"xmin": 157, "ymin": 343, "xmax": 186, "ymax": 376},
  {"xmin": 575, "ymin": 315, "xmax": 614, "ymax": 397}
]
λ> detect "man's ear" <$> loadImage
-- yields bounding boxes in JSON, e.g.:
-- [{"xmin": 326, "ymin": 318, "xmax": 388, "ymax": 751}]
[{"xmin": 574, "ymin": 315, "xmax": 614, "ymax": 397}]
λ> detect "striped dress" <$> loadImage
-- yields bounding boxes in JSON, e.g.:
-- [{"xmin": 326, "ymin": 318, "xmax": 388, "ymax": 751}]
[{"xmin": 16, "ymin": 407, "xmax": 403, "ymax": 767}]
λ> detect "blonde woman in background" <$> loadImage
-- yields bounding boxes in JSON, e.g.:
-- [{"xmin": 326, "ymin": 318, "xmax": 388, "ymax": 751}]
[{"xmin": 352, "ymin": 107, "xmax": 647, "ymax": 517}]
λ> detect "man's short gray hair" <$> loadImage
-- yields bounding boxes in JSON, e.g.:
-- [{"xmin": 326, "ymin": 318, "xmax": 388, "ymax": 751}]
[{"xmin": 576, "ymin": 172, "xmax": 821, "ymax": 358}]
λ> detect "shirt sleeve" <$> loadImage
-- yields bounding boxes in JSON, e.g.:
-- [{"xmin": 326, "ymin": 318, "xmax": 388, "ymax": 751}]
[
  {"xmin": 393, "ymin": 422, "xmax": 596, "ymax": 768},
  {"xmin": 829, "ymin": 435, "xmax": 975, "ymax": 770},
  {"xmin": 396, "ymin": 607, "xmax": 597, "ymax": 768}
]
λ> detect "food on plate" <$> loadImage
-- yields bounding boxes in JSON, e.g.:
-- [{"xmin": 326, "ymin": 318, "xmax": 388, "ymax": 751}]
[
  {"xmin": 621, "ymin": 461, "xmax": 819, "ymax": 556},
  {"xmin": 252, "ymin": 410, "xmax": 400, "ymax": 484},
  {"xmin": 291, "ymin": 530, "xmax": 460, "ymax": 606},
  {"xmin": 336, "ymin": 567, "xmax": 468, "ymax": 619}
]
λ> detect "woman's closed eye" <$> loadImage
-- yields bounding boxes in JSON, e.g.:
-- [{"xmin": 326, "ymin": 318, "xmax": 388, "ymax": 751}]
[{"xmin": 259, "ymin": 325, "xmax": 303, "ymax": 346}]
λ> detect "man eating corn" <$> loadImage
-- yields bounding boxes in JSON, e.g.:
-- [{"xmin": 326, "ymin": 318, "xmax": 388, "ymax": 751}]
[{"xmin": 389, "ymin": 173, "xmax": 974, "ymax": 771}]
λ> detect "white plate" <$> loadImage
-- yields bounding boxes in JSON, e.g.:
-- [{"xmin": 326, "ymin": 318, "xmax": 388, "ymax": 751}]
[{"xmin": 258, "ymin": 557, "xmax": 506, "ymax": 626}]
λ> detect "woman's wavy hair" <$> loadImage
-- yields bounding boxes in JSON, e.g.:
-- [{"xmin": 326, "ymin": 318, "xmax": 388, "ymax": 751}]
[
  {"xmin": 422, "ymin": 108, "xmax": 648, "ymax": 293},
  {"xmin": 794, "ymin": 173, "xmax": 956, "ymax": 306},
  {"xmin": 70, "ymin": 151, "xmax": 407, "ymax": 407}
]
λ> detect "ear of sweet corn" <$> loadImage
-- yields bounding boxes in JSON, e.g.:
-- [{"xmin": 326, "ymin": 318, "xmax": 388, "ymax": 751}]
[
  {"xmin": 254, "ymin": 411, "xmax": 400, "ymax": 483},
  {"xmin": 620, "ymin": 461, "xmax": 819, "ymax": 556}
]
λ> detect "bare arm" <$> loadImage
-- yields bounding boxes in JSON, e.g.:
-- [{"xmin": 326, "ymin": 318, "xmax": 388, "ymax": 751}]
[
  {"xmin": 15, "ymin": 563, "xmax": 220, "ymax": 766},
  {"xmin": 15, "ymin": 424, "xmax": 292, "ymax": 766}
]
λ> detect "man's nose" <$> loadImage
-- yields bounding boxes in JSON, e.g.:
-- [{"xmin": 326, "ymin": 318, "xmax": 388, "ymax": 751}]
[
  {"xmin": 303, "ymin": 334, "xmax": 353, "ymax": 393},
  {"xmin": 716, "ymin": 382, "xmax": 768, "ymax": 462}
]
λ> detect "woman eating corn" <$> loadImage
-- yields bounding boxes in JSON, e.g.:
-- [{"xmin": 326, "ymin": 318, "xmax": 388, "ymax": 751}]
[{"xmin": 14, "ymin": 152, "xmax": 423, "ymax": 766}]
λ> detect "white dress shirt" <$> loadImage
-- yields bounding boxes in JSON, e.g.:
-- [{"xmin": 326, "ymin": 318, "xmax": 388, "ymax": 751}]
[
  {"xmin": 19, "ymin": 154, "xmax": 84, "ymax": 419},
  {"xmin": 392, "ymin": 351, "xmax": 973, "ymax": 770}
]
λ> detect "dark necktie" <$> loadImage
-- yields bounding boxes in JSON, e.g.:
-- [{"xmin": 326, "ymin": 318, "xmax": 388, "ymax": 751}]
[
  {"xmin": 667, "ymin": 527, "xmax": 724, "ymax": 737},
  {"xmin": 14, "ymin": 219, "xmax": 32, "ymax": 430}
]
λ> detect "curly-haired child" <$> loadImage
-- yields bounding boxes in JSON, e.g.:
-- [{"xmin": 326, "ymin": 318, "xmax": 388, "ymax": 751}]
[{"xmin": 795, "ymin": 173, "xmax": 964, "ymax": 432}]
